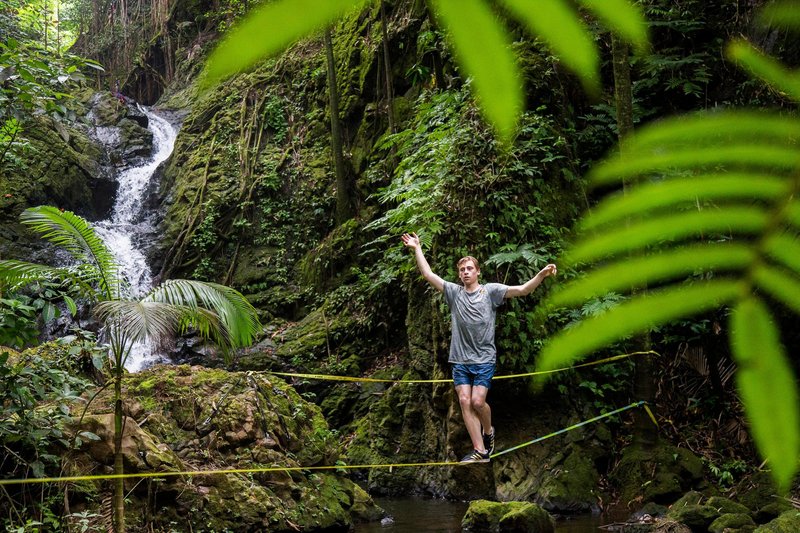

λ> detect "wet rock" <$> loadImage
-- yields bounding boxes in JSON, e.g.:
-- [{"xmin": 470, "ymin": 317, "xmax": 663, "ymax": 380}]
[{"xmin": 709, "ymin": 512, "xmax": 756, "ymax": 532}]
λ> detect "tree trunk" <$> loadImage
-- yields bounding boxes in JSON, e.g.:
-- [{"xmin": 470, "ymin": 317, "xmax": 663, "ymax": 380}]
[
  {"xmin": 113, "ymin": 373, "xmax": 125, "ymax": 532},
  {"xmin": 380, "ymin": 0, "xmax": 396, "ymax": 134},
  {"xmin": 612, "ymin": 33, "xmax": 657, "ymax": 448},
  {"xmin": 323, "ymin": 27, "xmax": 353, "ymax": 224}
]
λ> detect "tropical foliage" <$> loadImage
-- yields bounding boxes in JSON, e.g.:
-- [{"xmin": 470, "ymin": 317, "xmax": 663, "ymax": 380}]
[
  {"xmin": 203, "ymin": 0, "xmax": 648, "ymax": 140},
  {"xmin": 536, "ymin": 5, "xmax": 800, "ymax": 490},
  {"xmin": 0, "ymin": 206, "xmax": 261, "ymax": 532}
]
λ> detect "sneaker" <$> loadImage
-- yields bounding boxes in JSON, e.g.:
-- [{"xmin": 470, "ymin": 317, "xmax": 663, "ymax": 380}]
[
  {"xmin": 483, "ymin": 427, "xmax": 495, "ymax": 455},
  {"xmin": 460, "ymin": 449, "xmax": 490, "ymax": 464}
]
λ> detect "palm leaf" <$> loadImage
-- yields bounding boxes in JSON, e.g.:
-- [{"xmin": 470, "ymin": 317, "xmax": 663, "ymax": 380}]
[
  {"xmin": 578, "ymin": 0, "xmax": 648, "ymax": 52},
  {"xmin": 430, "ymin": 0, "xmax": 522, "ymax": 139},
  {"xmin": 143, "ymin": 279, "xmax": 261, "ymax": 349},
  {"xmin": 752, "ymin": 265, "xmax": 800, "ymax": 315},
  {"xmin": 727, "ymin": 39, "xmax": 800, "ymax": 102},
  {"xmin": 0, "ymin": 260, "xmax": 99, "ymax": 299},
  {"xmin": 19, "ymin": 206, "xmax": 121, "ymax": 299}
]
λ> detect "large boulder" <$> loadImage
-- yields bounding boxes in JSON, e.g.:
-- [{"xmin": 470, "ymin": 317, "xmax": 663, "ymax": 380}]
[{"xmin": 72, "ymin": 364, "xmax": 383, "ymax": 531}]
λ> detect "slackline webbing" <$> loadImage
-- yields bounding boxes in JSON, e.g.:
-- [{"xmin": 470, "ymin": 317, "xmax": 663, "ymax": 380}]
[
  {"xmin": 0, "ymin": 401, "xmax": 655, "ymax": 487},
  {"xmin": 267, "ymin": 351, "xmax": 658, "ymax": 384}
]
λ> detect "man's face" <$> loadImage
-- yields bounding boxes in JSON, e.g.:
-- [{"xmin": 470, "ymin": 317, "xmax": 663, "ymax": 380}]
[{"xmin": 459, "ymin": 260, "xmax": 479, "ymax": 285}]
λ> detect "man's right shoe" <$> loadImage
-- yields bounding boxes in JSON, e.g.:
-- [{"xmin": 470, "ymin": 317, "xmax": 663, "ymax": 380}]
[
  {"xmin": 483, "ymin": 427, "xmax": 495, "ymax": 455},
  {"xmin": 460, "ymin": 449, "xmax": 490, "ymax": 464}
]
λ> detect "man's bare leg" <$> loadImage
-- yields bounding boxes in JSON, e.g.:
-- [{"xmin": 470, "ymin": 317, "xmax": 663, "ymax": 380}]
[
  {"xmin": 471, "ymin": 385, "xmax": 492, "ymax": 442},
  {"xmin": 457, "ymin": 384, "xmax": 488, "ymax": 452}
]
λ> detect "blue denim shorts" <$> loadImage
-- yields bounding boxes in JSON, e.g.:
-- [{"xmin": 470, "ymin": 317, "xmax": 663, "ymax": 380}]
[{"xmin": 452, "ymin": 363, "xmax": 496, "ymax": 389}]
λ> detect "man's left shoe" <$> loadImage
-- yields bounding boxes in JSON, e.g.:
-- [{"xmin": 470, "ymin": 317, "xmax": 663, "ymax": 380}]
[
  {"xmin": 483, "ymin": 426, "xmax": 495, "ymax": 455},
  {"xmin": 460, "ymin": 449, "xmax": 491, "ymax": 464}
]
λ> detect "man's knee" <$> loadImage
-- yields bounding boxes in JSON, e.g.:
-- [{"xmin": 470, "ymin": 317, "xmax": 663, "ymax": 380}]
[{"xmin": 471, "ymin": 396, "xmax": 487, "ymax": 411}]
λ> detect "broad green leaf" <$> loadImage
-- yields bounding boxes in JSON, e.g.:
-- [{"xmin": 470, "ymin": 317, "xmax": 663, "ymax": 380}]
[
  {"xmin": 758, "ymin": 1, "xmax": 800, "ymax": 30},
  {"xmin": 567, "ymin": 208, "xmax": 768, "ymax": 264},
  {"xmin": 786, "ymin": 200, "xmax": 800, "ymax": 228},
  {"xmin": 582, "ymin": 174, "xmax": 789, "ymax": 230},
  {"xmin": 204, "ymin": 0, "xmax": 369, "ymax": 87},
  {"xmin": 753, "ymin": 264, "xmax": 800, "ymax": 315},
  {"xmin": 731, "ymin": 297, "xmax": 799, "ymax": 491},
  {"xmin": 41, "ymin": 302, "xmax": 57, "ymax": 323},
  {"xmin": 764, "ymin": 233, "xmax": 800, "ymax": 274},
  {"xmin": 591, "ymin": 144, "xmax": 800, "ymax": 186},
  {"xmin": 431, "ymin": 0, "xmax": 522, "ymax": 139},
  {"xmin": 578, "ymin": 0, "xmax": 648, "ymax": 52},
  {"xmin": 727, "ymin": 39, "xmax": 800, "ymax": 103},
  {"xmin": 538, "ymin": 280, "xmax": 742, "ymax": 373},
  {"xmin": 63, "ymin": 295, "xmax": 77, "ymax": 316},
  {"xmin": 500, "ymin": 0, "xmax": 599, "ymax": 94},
  {"xmin": 548, "ymin": 244, "xmax": 754, "ymax": 308}
]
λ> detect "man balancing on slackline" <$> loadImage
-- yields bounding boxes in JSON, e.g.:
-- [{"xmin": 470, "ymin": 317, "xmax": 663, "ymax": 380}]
[{"xmin": 402, "ymin": 232, "xmax": 557, "ymax": 464}]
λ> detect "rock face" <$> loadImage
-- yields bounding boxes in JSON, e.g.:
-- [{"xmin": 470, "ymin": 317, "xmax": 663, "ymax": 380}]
[{"xmin": 70, "ymin": 364, "xmax": 383, "ymax": 531}]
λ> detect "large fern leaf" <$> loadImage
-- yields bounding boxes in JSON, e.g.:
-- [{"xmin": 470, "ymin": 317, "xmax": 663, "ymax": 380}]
[{"xmin": 538, "ymin": 108, "xmax": 800, "ymax": 489}]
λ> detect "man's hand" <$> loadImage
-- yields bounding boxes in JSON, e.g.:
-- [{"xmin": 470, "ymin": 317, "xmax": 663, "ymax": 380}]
[
  {"xmin": 540, "ymin": 263, "xmax": 557, "ymax": 278},
  {"xmin": 401, "ymin": 232, "xmax": 421, "ymax": 250}
]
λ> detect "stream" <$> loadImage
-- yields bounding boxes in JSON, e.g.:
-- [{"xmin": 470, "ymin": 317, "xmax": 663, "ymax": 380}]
[{"xmin": 354, "ymin": 498, "xmax": 610, "ymax": 532}]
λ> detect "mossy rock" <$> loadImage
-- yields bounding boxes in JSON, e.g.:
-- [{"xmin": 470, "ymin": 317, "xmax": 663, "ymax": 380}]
[
  {"xmin": 462, "ymin": 500, "xmax": 555, "ymax": 532},
  {"xmin": 613, "ymin": 442, "xmax": 705, "ymax": 505},
  {"xmin": 706, "ymin": 496, "xmax": 752, "ymax": 516},
  {"xmin": 535, "ymin": 447, "xmax": 601, "ymax": 513},
  {"xmin": 709, "ymin": 512, "xmax": 756, "ymax": 533},
  {"xmin": 753, "ymin": 510, "xmax": 800, "ymax": 532},
  {"xmin": 667, "ymin": 502, "xmax": 720, "ymax": 530}
]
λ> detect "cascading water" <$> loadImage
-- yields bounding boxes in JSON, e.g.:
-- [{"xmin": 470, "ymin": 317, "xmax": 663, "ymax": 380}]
[{"xmin": 94, "ymin": 106, "xmax": 178, "ymax": 372}]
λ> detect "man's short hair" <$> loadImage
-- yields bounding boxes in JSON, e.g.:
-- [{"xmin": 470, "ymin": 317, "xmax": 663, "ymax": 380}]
[{"xmin": 457, "ymin": 256, "xmax": 480, "ymax": 270}]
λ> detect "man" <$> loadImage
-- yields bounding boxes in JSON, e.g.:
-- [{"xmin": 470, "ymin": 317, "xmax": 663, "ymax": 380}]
[{"xmin": 401, "ymin": 232, "xmax": 557, "ymax": 463}]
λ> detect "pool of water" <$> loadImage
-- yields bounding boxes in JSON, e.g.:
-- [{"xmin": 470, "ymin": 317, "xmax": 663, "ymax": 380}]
[{"xmin": 354, "ymin": 498, "xmax": 609, "ymax": 532}]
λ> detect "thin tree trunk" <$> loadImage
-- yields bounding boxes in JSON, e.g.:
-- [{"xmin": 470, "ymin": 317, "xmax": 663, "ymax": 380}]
[
  {"xmin": 323, "ymin": 27, "xmax": 352, "ymax": 224},
  {"xmin": 113, "ymin": 372, "xmax": 125, "ymax": 532},
  {"xmin": 380, "ymin": 0, "xmax": 395, "ymax": 134},
  {"xmin": 612, "ymin": 33, "xmax": 657, "ymax": 448}
]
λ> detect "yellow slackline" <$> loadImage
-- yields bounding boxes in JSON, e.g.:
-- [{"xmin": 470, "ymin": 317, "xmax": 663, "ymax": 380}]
[
  {"xmin": 267, "ymin": 350, "xmax": 658, "ymax": 384},
  {"xmin": 0, "ymin": 401, "xmax": 655, "ymax": 487}
]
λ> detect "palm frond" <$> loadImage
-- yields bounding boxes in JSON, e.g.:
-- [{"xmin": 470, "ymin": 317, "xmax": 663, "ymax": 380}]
[
  {"xmin": 0, "ymin": 260, "xmax": 100, "ymax": 299},
  {"xmin": 142, "ymin": 279, "xmax": 261, "ymax": 349},
  {"xmin": 95, "ymin": 300, "xmax": 184, "ymax": 344},
  {"xmin": 20, "ymin": 206, "xmax": 121, "ymax": 299}
]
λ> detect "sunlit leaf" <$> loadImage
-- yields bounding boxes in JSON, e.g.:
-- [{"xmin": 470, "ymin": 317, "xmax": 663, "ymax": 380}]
[
  {"xmin": 578, "ymin": 0, "xmax": 648, "ymax": 52},
  {"xmin": 753, "ymin": 264, "xmax": 800, "ymax": 315},
  {"xmin": 727, "ymin": 39, "xmax": 800, "ymax": 103},
  {"xmin": 786, "ymin": 200, "xmax": 800, "ymax": 228},
  {"xmin": 500, "ymin": 0, "xmax": 599, "ymax": 94},
  {"xmin": 431, "ymin": 0, "xmax": 522, "ymax": 139},
  {"xmin": 731, "ymin": 297, "xmax": 800, "ymax": 491},
  {"xmin": 567, "ymin": 208, "xmax": 768, "ymax": 264},
  {"xmin": 582, "ymin": 174, "xmax": 789, "ymax": 230},
  {"xmin": 204, "ymin": 0, "xmax": 369, "ymax": 87},
  {"xmin": 549, "ymin": 244, "xmax": 754, "ymax": 308},
  {"xmin": 538, "ymin": 280, "xmax": 742, "ymax": 373}
]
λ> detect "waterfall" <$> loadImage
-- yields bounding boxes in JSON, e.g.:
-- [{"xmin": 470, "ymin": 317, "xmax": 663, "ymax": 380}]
[{"xmin": 95, "ymin": 107, "xmax": 178, "ymax": 372}]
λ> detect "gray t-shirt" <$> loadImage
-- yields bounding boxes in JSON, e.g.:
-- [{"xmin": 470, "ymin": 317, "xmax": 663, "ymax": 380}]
[{"xmin": 442, "ymin": 281, "xmax": 509, "ymax": 364}]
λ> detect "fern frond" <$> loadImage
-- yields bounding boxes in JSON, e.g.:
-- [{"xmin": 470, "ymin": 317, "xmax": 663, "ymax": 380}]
[
  {"xmin": 549, "ymin": 244, "xmax": 754, "ymax": 308},
  {"xmin": 731, "ymin": 297, "xmax": 799, "ymax": 491},
  {"xmin": 567, "ymin": 208, "xmax": 768, "ymax": 264},
  {"xmin": 582, "ymin": 174, "xmax": 789, "ymax": 230},
  {"xmin": 753, "ymin": 265, "xmax": 800, "ymax": 315}
]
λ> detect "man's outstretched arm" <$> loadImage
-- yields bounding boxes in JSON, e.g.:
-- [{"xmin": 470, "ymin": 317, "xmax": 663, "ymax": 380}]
[
  {"xmin": 401, "ymin": 232, "xmax": 445, "ymax": 292},
  {"xmin": 504, "ymin": 263, "xmax": 557, "ymax": 298}
]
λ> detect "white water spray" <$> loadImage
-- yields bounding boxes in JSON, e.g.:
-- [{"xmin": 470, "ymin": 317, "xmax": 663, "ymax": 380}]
[{"xmin": 95, "ymin": 107, "xmax": 178, "ymax": 372}]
